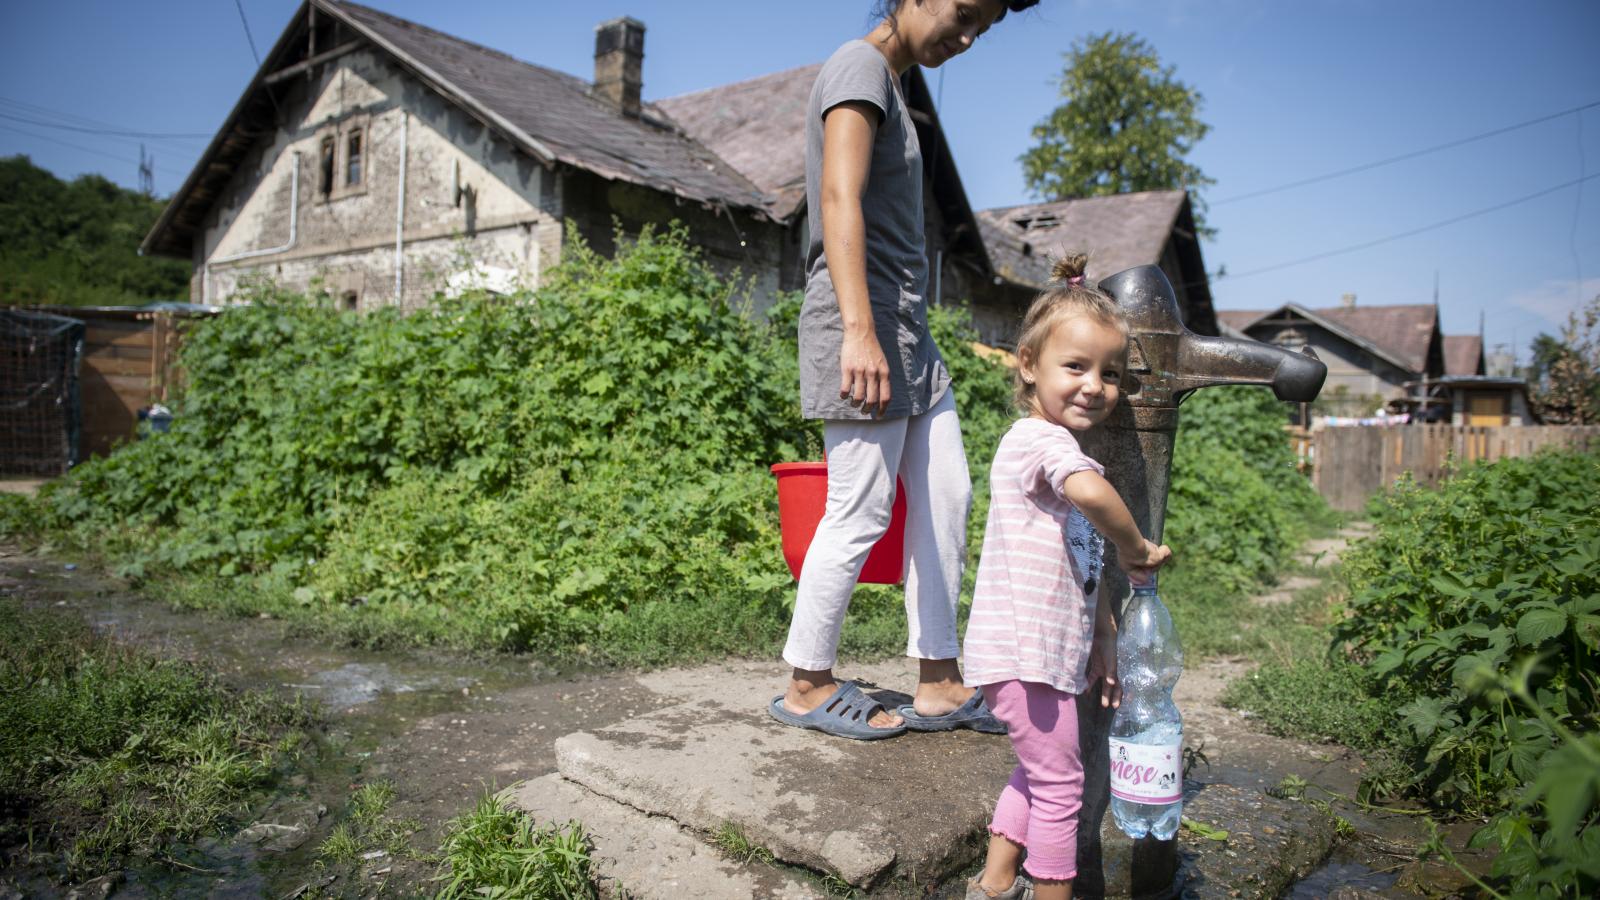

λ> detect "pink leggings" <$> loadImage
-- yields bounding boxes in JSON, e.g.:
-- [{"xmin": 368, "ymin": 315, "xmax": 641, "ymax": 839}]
[{"xmin": 981, "ymin": 679, "xmax": 1083, "ymax": 882}]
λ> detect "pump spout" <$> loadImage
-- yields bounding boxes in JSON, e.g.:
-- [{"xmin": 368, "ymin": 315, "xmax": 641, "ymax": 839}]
[
  {"xmin": 1174, "ymin": 335, "xmax": 1327, "ymax": 402},
  {"xmin": 1096, "ymin": 265, "xmax": 1327, "ymax": 406}
]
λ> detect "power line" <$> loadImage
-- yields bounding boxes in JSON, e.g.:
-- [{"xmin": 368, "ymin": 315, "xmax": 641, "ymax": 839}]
[
  {"xmin": 1571, "ymin": 105, "xmax": 1587, "ymax": 308},
  {"xmin": 1199, "ymin": 171, "xmax": 1600, "ymax": 286},
  {"xmin": 2, "ymin": 123, "xmax": 147, "ymax": 170},
  {"xmin": 1213, "ymin": 99, "xmax": 1600, "ymax": 205},
  {"xmin": 234, "ymin": 0, "xmax": 263, "ymax": 66},
  {"xmin": 0, "ymin": 110, "xmax": 211, "ymax": 140}
]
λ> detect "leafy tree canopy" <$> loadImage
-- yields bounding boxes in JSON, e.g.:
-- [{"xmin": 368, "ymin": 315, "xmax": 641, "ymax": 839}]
[
  {"xmin": 1019, "ymin": 32, "xmax": 1215, "ymax": 236},
  {"xmin": 0, "ymin": 155, "xmax": 191, "ymax": 307},
  {"xmin": 1530, "ymin": 293, "xmax": 1600, "ymax": 425}
]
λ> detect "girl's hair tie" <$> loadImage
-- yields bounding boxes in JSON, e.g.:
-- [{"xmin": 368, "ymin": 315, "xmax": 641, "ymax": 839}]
[{"xmin": 1050, "ymin": 254, "xmax": 1089, "ymax": 286}]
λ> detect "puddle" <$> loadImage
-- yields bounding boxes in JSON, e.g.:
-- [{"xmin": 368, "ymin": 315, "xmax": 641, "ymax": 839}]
[{"xmin": 1286, "ymin": 848, "xmax": 1400, "ymax": 897}]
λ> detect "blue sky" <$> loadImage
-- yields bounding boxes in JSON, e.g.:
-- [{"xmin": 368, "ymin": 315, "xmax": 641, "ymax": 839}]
[{"xmin": 2, "ymin": 1, "xmax": 1596, "ymax": 363}]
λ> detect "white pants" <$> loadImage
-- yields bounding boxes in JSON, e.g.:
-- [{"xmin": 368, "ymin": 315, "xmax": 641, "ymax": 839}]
[{"xmin": 782, "ymin": 389, "xmax": 973, "ymax": 670}]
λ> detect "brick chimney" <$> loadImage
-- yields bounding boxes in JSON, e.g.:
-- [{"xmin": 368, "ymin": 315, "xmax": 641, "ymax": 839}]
[
  {"xmin": 593, "ymin": 17, "xmax": 645, "ymax": 117},
  {"xmin": 1340, "ymin": 292, "xmax": 1357, "ymax": 308}
]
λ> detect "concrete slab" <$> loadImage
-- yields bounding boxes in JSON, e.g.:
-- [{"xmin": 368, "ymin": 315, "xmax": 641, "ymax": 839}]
[
  {"xmin": 505, "ymin": 774, "xmax": 827, "ymax": 899},
  {"xmin": 554, "ymin": 659, "xmax": 1017, "ymax": 889}
]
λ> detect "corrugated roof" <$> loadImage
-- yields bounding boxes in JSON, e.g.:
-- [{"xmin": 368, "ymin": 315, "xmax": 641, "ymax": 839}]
[
  {"xmin": 974, "ymin": 191, "xmax": 1189, "ymax": 287},
  {"xmin": 1443, "ymin": 334, "xmax": 1484, "ymax": 376},
  {"xmin": 656, "ymin": 63, "xmax": 820, "ymax": 221}
]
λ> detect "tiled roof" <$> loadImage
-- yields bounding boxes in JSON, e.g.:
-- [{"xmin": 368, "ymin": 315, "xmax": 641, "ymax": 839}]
[
  {"xmin": 974, "ymin": 191, "xmax": 1189, "ymax": 287},
  {"xmin": 1215, "ymin": 309, "xmax": 1268, "ymax": 333},
  {"xmin": 656, "ymin": 64, "xmax": 821, "ymax": 221},
  {"xmin": 1313, "ymin": 304, "xmax": 1437, "ymax": 374},
  {"xmin": 1443, "ymin": 334, "xmax": 1484, "ymax": 376},
  {"xmin": 329, "ymin": 1, "xmax": 766, "ymax": 211}
]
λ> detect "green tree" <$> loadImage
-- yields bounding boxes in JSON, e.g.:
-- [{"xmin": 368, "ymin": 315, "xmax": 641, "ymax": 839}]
[
  {"xmin": 1531, "ymin": 293, "xmax": 1600, "ymax": 425},
  {"xmin": 0, "ymin": 155, "xmax": 191, "ymax": 307},
  {"xmin": 1019, "ymin": 32, "xmax": 1215, "ymax": 236}
]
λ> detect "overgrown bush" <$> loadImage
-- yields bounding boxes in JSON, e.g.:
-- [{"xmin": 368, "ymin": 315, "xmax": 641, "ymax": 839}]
[
  {"xmin": 13, "ymin": 222, "xmax": 1323, "ymax": 663},
  {"xmin": 1166, "ymin": 386, "xmax": 1333, "ymax": 604},
  {"xmin": 1336, "ymin": 449, "xmax": 1600, "ymax": 896},
  {"xmin": 29, "ymin": 225, "xmax": 825, "ymax": 658}
]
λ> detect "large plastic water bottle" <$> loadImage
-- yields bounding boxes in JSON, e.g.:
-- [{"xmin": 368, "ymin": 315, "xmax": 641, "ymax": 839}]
[{"xmin": 1109, "ymin": 580, "xmax": 1184, "ymax": 840}]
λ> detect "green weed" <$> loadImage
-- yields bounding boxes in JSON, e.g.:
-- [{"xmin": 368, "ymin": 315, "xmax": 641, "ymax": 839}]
[
  {"xmin": 712, "ymin": 821, "xmax": 774, "ymax": 864},
  {"xmin": 318, "ymin": 822, "xmax": 361, "ymax": 864},
  {"xmin": 0, "ymin": 598, "xmax": 315, "ymax": 879},
  {"xmin": 434, "ymin": 791, "xmax": 596, "ymax": 899},
  {"xmin": 315, "ymin": 779, "xmax": 420, "ymax": 865}
]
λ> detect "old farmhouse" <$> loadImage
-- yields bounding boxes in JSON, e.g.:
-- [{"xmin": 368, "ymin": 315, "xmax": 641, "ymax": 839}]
[
  {"xmin": 143, "ymin": 0, "xmax": 1216, "ymax": 346},
  {"xmin": 1217, "ymin": 298, "xmax": 1531, "ymax": 425}
]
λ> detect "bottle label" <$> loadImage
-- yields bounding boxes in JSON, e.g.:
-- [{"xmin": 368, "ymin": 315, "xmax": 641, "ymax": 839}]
[{"xmin": 1108, "ymin": 736, "xmax": 1183, "ymax": 804}]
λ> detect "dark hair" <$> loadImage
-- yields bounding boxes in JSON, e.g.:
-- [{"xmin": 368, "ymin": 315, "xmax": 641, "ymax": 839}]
[{"xmin": 871, "ymin": 0, "xmax": 1040, "ymax": 33}]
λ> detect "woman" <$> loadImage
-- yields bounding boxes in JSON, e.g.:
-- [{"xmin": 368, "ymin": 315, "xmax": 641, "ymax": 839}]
[{"xmin": 770, "ymin": 0, "xmax": 1038, "ymax": 740}]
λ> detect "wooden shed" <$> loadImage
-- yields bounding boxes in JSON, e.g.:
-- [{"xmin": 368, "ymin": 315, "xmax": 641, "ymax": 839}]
[{"xmin": 12, "ymin": 306, "xmax": 215, "ymax": 466}]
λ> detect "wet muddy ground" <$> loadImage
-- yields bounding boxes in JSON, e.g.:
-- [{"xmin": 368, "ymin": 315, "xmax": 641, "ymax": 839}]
[
  {"xmin": 0, "ymin": 544, "xmax": 661, "ymax": 897},
  {"xmin": 1, "ymin": 537, "xmax": 1490, "ymax": 899}
]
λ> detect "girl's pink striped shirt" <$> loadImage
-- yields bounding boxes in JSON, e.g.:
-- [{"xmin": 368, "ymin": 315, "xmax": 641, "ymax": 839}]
[{"xmin": 963, "ymin": 417, "xmax": 1103, "ymax": 695}]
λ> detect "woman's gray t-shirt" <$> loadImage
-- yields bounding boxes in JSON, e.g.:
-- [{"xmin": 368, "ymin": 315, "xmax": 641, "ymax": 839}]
[{"xmin": 799, "ymin": 39, "xmax": 951, "ymax": 421}]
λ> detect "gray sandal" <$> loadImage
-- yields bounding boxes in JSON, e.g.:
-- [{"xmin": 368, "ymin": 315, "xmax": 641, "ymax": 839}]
[
  {"xmin": 768, "ymin": 681, "xmax": 907, "ymax": 741},
  {"xmin": 897, "ymin": 690, "xmax": 1007, "ymax": 734}
]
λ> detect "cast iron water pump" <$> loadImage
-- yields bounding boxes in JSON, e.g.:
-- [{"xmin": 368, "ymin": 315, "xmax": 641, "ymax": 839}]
[{"xmin": 1073, "ymin": 265, "xmax": 1327, "ymax": 899}]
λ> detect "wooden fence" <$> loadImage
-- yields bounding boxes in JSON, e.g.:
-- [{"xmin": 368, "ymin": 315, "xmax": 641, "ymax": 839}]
[
  {"xmin": 12, "ymin": 306, "xmax": 211, "ymax": 465},
  {"xmin": 1312, "ymin": 424, "xmax": 1600, "ymax": 511}
]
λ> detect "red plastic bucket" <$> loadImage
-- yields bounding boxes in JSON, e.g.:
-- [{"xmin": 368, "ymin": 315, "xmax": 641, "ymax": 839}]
[{"xmin": 770, "ymin": 462, "xmax": 906, "ymax": 585}]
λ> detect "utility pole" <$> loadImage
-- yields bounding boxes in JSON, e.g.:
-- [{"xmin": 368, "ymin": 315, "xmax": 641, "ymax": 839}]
[{"xmin": 138, "ymin": 144, "xmax": 154, "ymax": 197}]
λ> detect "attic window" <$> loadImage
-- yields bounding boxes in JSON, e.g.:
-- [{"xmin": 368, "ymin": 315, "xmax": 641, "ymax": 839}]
[
  {"xmin": 1274, "ymin": 327, "xmax": 1308, "ymax": 353},
  {"xmin": 319, "ymin": 136, "xmax": 335, "ymax": 198},
  {"xmin": 1014, "ymin": 213, "xmax": 1060, "ymax": 232},
  {"xmin": 345, "ymin": 131, "xmax": 363, "ymax": 186}
]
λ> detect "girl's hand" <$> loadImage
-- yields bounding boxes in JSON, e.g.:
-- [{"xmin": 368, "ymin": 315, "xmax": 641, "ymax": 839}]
[
  {"xmin": 1117, "ymin": 539, "xmax": 1172, "ymax": 587},
  {"xmin": 840, "ymin": 329, "xmax": 891, "ymax": 417},
  {"xmin": 1087, "ymin": 625, "xmax": 1121, "ymax": 709}
]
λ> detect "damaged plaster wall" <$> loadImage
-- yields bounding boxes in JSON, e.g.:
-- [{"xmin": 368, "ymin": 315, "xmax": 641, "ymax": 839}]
[{"xmin": 198, "ymin": 49, "xmax": 560, "ymax": 309}]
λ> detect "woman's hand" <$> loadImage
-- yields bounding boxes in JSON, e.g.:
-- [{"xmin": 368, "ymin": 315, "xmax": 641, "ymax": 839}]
[
  {"xmin": 1117, "ymin": 539, "xmax": 1172, "ymax": 587},
  {"xmin": 840, "ymin": 328, "xmax": 891, "ymax": 416},
  {"xmin": 1087, "ymin": 622, "xmax": 1121, "ymax": 709}
]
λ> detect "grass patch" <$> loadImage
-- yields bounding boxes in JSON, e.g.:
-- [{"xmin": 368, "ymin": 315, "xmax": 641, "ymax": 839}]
[
  {"xmin": 434, "ymin": 791, "xmax": 596, "ymax": 900},
  {"xmin": 0, "ymin": 597, "xmax": 316, "ymax": 879},
  {"xmin": 1220, "ymin": 658, "xmax": 1394, "ymax": 750},
  {"xmin": 712, "ymin": 821, "xmax": 774, "ymax": 865},
  {"xmin": 314, "ymin": 779, "xmax": 420, "ymax": 865},
  {"xmin": 1167, "ymin": 526, "xmax": 1346, "ymax": 665}
]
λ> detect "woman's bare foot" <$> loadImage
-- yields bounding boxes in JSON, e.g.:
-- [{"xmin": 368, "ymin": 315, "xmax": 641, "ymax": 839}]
[{"xmin": 783, "ymin": 668, "xmax": 903, "ymax": 729}]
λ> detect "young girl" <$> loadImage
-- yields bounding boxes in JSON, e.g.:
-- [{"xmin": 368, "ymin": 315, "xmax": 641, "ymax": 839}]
[{"xmin": 963, "ymin": 256, "xmax": 1173, "ymax": 900}]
